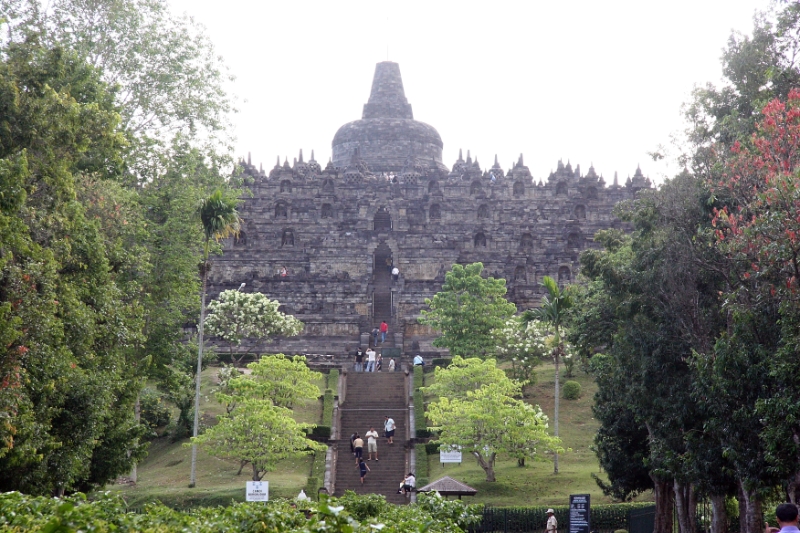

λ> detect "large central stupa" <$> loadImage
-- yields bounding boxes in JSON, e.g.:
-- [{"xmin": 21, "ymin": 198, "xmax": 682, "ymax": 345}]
[{"xmin": 331, "ymin": 62, "xmax": 448, "ymax": 174}]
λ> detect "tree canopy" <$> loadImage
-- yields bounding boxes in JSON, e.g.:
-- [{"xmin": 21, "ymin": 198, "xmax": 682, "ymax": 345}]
[{"xmin": 419, "ymin": 263, "xmax": 516, "ymax": 358}]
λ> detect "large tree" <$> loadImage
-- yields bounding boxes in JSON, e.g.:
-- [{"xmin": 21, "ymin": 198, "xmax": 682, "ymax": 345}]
[
  {"xmin": 419, "ymin": 263, "xmax": 517, "ymax": 358},
  {"xmin": 427, "ymin": 384, "xmax": 561, "ymax": 482},
  {"xmin": 0, "ymin": 37, "xmax": 148, "ymax": 495}
]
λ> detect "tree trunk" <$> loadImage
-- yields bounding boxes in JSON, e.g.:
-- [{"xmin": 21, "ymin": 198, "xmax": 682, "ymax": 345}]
[
  {"xmin": 674, "ymin": 480, "xmax": 697, "ymax": 533},
  {"xmin": 710, "ymin": 493, "xmax": 728, "ymax": 533},
  {"xmin": 653, "ymin": 476, "xmax": 674, "ymax": 533},
  {"xmin": 738, "ymin": 484, "xmax": 747, "ymax": 533},
  {"xmin": 474, "ymin": 451, "xmax": 497, "ymax": 482},
  {"xmin": 189, "ymin": 261, "xmax": 209, "ymax": 488},
  {"xmin": 554, "ymin": 349, "xmax": 560, "ymax": 474},
  {"xmin": 740, "ymin": 481, "xmax": 763, "ymax": 533},
  {"xmin": 131, "ymin": 392, "xmax": 141, "ymax": 483},
  {"xmin": 252, "ymin": 462, "xmax": 262, "ymax": 481},
  {"xmin": 237, "ymin": 459, "xmax": 250, "ymax": 475}
]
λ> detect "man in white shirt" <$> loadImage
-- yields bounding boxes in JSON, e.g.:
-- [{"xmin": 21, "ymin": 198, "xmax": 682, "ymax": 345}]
[
  {"xmin": 365, "ymin": 427, "xmax": 379, "ymax": 461},
  {"xmin": 365, "ymin": 348, "xmax": 376, "ymax": 372},
  {"xmin": 413, "ymin": 354, "xmax": 423, "ymax": 366},
  {"xmin": 397, "ymin": 472, "xmax": 415, "ymax": 495},
  {"xmin": 384, "ymin": 415, "xmax": 396, "ymax": 444},
  {"xmin": 546, "ymin": 509, "xmax": 557, "ymax": 533}
]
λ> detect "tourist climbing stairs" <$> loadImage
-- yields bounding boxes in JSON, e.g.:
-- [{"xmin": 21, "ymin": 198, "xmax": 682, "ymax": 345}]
[{"xmin": 334, "ymin": 371, "xmax": 409, "ymax": 504}]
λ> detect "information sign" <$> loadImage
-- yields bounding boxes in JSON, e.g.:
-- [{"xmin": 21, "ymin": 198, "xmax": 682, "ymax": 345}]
[
  {"xmin": 439, "ymin": 446, "xmax": 462, "ymax": 464},
  {"xmin": 246, "ymin": 481, "xmax": 269, "ymax": 502},
  {"xmin": 569, "ymin": 494, "xmax": 590, "ymax": 533}
]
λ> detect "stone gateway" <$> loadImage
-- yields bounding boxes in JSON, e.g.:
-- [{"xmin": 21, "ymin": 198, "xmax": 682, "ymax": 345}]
[{"xmin": 208, "ymin": 62, "xmax": 650, "ymax": 357}]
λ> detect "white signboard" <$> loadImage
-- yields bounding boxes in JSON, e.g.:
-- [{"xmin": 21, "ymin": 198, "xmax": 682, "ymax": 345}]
[
  {"xmin": 246, "ymin": 481, "xmax": 269, "ymax": 502},
  {"xmin": 440, "ymin": 446, "xmax": 462, "ymax": 464}
]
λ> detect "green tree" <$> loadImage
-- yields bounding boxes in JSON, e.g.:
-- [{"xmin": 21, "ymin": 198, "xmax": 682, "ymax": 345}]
[
  {"xmin": 522, "ymin": 276, "xmax": 572, "ymax": 474},
  {"xmin": 424, "ymin": 355, "xmax": 520, "ymax": 400},
  {"xmin": 419, "ymin": 263, "xmax": 516, "ymax": 358},
  {"xmin": 492, "ymin": 317, "xmax": 548, "ymax": 385},
  {"xmin": 190, "ymin": 188, "xmax": 241, "ymax": 488},
  {"xmin": 190, "ymin": 398, "xmax": 325, "ymax": 482},
  {"xmin": 220, "ymin": 354, "xmax": 321, "ymax": 411},
  {"xmin": 0, "ymin": 37, "xmax": 149, "ymax": 495},
  {"xmin": 204, "ymin": 290, "xmax": 304, "ymax": 365},
  {"xmin": 427, "ymin": 384, "xmax": 562, "ymax": 482}
]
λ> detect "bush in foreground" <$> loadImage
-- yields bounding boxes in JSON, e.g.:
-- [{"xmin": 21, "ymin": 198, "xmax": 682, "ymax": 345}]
[{"xmin": 0, "ymin": 490, "xmax": 481, "ymax": 533}]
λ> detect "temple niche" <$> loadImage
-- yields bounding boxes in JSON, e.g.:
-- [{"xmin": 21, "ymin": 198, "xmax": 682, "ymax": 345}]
[{"xmin": 209, "ymin": 61, "xmax": 650, "ymax": 357}]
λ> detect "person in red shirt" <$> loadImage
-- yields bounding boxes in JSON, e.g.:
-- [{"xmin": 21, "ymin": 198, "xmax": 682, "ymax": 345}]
[{"xmin": 380, "ymin": 321, "xmax": 388, "ymax": 343}]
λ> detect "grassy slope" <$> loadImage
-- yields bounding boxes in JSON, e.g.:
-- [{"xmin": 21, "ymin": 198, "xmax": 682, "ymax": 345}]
[
  {"xmin": 420, "ymin": 362, "xmax": 623, "ymax": 507},
  {"xmin": 108, "ymin": 366, "xmax": 325, "ymax": 509}
]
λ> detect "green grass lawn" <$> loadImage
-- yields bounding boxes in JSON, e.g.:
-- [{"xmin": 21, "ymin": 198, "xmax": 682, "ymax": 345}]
[
  {"xmin": 419, "ymin": 362, "xmax": 632, "ymax": 507},
  {"xmin": 107, "ymin": 365, "xmax": 325, "ymax": 509}
]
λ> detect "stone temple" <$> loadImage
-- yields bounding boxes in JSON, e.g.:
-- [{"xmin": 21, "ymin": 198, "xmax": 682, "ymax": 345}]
[{"xmin": 209, "ymin": 61, "xmax": 650, "ymax": 358}]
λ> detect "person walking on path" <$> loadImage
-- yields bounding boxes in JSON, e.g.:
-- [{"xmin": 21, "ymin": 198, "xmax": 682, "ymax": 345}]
[
  {"xmin": 388, "ymin": 358, "xmax": 395, "ymax": 372},
  {"xmin": 349, "ymin": 432, "xmax": 357, "ymax": 455},
  {"xmin": 392, "ymin": 266, "xmax": 399, "ymax": 282},
  {"xmin": 380, "ymin": 321, "xmax": 388, "ymax": 343},
  {"xmin": 365, "ymin": 347, "xmax": 376, "ymax": 372},
  {"xmin": 413, "ymin": 354, "xmax": 423, "ymax": 366},
  {"xmin": 384, "ymin": 415, "xmax": 396, "ymax": 445},
  {"xmin": 357, "ymin": 458, "xmax": 370, "ymax": 484},
  {"xmin": 371, "ymin": 326, "xmax": 379, "ymax": 347},
  {"xmin": 376, "ymin": 352, "xmax": 382, "ymax": 372},
  {"xmin": 365, "ymin": 427, "xmax": 379, "ymax": 461},
  {"xmin": 355, "ymin": 347, "xmax": 364, "ymax": 372},
  {"xmin": 546, "ymin": 509, "xmax": 557, "ymax": 533},
  {"xmin": 353, "ymin": 434, "xmax": 364, "ymax": 465}
]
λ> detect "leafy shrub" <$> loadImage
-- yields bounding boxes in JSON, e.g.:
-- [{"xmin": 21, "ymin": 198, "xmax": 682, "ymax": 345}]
[
  {"xmin": 139, "ymin": 387, "xmax": 171, "ymax": 433},
  {"xmin": 563, "ymin": 380, "xmax": 582, "ymax": 400},
  {"xmin": 0, "ymin": 488, "xmax": 482, "ymax": 532},
  {"xmin": 425, "ymin": 441, "xmax": 440, "ymax": 455}
]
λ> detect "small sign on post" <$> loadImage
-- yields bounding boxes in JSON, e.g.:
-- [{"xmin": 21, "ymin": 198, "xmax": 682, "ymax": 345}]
[
  {"xmin": 246, "ymin": 481, "xmax": 269, "ymax": 502},
  {"xmin": 569, "ymin": 494, "xmax": 591, "ymax": 533},
  {"xmin": 440, "ymin": 446, "xmax": 462, "ymax": 466}
]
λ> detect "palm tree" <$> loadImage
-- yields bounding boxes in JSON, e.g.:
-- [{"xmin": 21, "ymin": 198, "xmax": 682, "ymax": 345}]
[
  {"xmin": 522, "ymin": 275, "xmax": 572, "ymax": 474},
  {"xmin": 190, "ymin": 189, "xmax": 241, "ymax": 488}
]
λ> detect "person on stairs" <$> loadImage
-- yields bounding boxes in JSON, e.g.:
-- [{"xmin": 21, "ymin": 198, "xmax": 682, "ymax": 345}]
[
  {"xmin": 357, "ymin": 458, "xmax": 370, "ymax": 485},
  {"xmin": 353, "ymin": 434, "xmax": 364, "ymax": 465},
  {"xmin": 388, "ymin": 358, "xmax": 396, "ymax": 372},
  {"xmin": 371, "ymin": 326, "xmax": 379, "ymax": 347},
  {"xmin": 384, "ymin": 415, "xmax": 396, "ymax": 445},
  {"xmin": 365, "ymin": 427, "xmax": 379, "ymax": 461},
  {"xmin": 376, "ymin": 352, "xmax": 382, "ymax": 372},
  {"xmin": 380, "ymin": 321, "xmax": 388, "ymax": 344},
  {"xmin": 355, "ymin": 347, "xmax": 364, "ymax": 373},
  {"xmin": 365, "ymin": 347, "xmax": 376, "ymax": 372},
  {"xmin": 397, "ymin": 472, "xmax": 415, "ymax": 495}
]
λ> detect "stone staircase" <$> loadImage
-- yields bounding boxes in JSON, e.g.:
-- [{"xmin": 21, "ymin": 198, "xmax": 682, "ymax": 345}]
[{"xmin": 334, "ymin": 371, "xmax": 409, "ymax": 504}]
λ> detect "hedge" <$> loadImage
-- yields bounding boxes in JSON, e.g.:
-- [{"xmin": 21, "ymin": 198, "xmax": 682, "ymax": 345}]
[
  {"xmin": 431, "ymin": 358, "xmax": 451, "ymax": 368},
  {"xmin": 303, "ymin": 447, "xmax": 327, "ymax": 500},
  {"xmin": 327, "ymin": 369, "xmax": 340, "ymax": 391},
  {"xmin": 425, "ymin": 441, "xmax": 440, "ymax": 455},
  {"xmin": 413, "ymin": 365, "xmax": 424, "ymax": 390},
  {"xmin": 473, "ymin": 503, "xmax": 655, "ymax": 533},
  {"xmin": 414, "ymin": 443, "xmax": 429, "ymax": 487}
]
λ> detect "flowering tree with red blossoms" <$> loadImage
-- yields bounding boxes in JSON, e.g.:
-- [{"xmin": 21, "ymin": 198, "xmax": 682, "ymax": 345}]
[{"xmin": 710, "ymin": 88, "xmax": 800, "ymax": 300}]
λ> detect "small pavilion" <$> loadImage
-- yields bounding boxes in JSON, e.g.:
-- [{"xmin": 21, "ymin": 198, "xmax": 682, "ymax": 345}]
[{"xmin": 417, "ymin": 476, "xmax": 478, "ymax": 500}]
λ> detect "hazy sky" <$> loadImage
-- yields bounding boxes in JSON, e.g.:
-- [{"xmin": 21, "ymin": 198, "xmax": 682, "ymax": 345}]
[{"xmin": 167, "ymin": 0, "xmax": 771, "ymax": 184}]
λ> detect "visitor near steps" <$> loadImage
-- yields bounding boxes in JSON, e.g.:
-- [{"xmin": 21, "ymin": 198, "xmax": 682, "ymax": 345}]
[{"xmin": 546, "ymin": 509, "xmax": 557, "ymax": 533}]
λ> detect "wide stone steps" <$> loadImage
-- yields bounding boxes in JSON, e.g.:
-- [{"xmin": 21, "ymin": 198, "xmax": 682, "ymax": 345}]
[{"xmin": 335, "ymin": 372, "xmax": 408, "ymax": 504}]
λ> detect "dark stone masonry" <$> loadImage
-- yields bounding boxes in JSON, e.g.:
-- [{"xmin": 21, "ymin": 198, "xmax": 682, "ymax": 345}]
[{"xmin": 208, "ymin": 61, "xmax": 651, "ymax": 357}]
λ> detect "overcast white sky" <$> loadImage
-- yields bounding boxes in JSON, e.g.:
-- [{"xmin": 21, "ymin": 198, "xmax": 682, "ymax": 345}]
[{"xmin": 168, "ymin": 0, "xmax": 771, "ymax": 185}]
